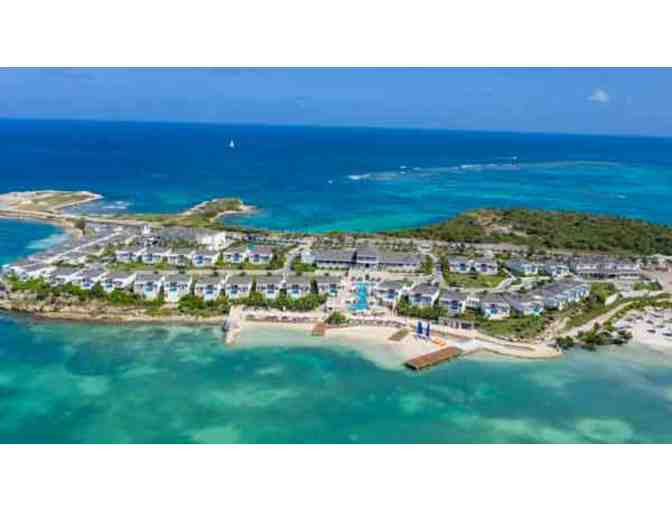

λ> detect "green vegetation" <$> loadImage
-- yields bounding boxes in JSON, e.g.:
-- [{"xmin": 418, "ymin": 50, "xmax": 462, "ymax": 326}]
[
  {"xmin": 235, "ymin": 289, "xmax": 327, "ymax": 312},
  {"xmin": 477, "ymin": 314, "xmax": 547, "ymax": 339},
  {"xmin": 388, "ymin": 208, "xmax": 672, "ymax": 255},
  {"xmin": 115, "ymin": 197, "xmax": 244, "ymax": 229},
  {"xmin": 290, "ymin": 258, "xmax": 317, "ymax": 273},
  {"xmin": 177, "ymin": 294, "xmax": 231, "ymax": 316},
  {"xmin": 441, "ymin": 269, "xmax": 506, "ymax": 288},
  {"xmin": 325, "ymin": 311, "xmax": 348, "ymax": 325},
  {"xmin": 396, "ymin": 296, "xmax": 445, "ymax": 321},
  {"xmin": 575, "ymin": 323, "xmax": 632, "ymax": 351},
  {"xmin": 633, "ymin": 281, "xmax": 662, "ymax": 292},
  {"xmin": 420, "ymin": 255, "xmax": 434, "ymax": 275},
  {"xmin": 562, "ymin": 283, "xmax": 619, "ymax": 330}
]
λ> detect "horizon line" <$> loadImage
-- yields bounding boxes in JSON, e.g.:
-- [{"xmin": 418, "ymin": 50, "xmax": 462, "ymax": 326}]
[{"xmin": 1, "ymin": 116, "xmax": 671, "ymax": 141}]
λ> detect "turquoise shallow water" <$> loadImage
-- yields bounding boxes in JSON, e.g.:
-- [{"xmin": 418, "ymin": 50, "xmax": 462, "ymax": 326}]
[{"xmin": 2, "ymin": 316, "xmax": 672, "ymax": 443}]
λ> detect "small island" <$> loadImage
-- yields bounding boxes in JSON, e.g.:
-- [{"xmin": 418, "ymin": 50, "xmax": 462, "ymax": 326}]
[{"xmin": 2, "ymin": 190, "xmax": 671, "ymax": 369}]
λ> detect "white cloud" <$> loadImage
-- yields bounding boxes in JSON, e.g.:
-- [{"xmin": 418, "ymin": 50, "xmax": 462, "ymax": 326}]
[{"xmin": 588, "ymin": 88, "xmax": 610, "ymax": 103}]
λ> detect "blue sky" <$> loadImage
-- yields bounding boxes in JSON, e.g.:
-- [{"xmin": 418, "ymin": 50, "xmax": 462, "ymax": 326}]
[{"xmin": 0, "ymin": 68, "xmax": 670, "ymax": 136}]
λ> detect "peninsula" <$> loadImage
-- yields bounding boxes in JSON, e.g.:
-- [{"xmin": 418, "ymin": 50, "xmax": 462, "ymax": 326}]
[{"xmin": 2, "ymin": 190, "xmax": 671, "ymax": 368}]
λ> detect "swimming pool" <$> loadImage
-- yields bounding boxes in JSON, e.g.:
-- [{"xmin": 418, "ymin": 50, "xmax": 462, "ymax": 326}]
[{"xmin": 351, "ymin": 282, "xmax": 369, "ymax": 311}]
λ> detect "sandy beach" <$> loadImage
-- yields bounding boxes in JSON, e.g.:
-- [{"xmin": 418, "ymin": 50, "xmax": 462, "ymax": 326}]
[{"xmin": 614, "ymin": 308, "xmax": 672, "ymax": 354}]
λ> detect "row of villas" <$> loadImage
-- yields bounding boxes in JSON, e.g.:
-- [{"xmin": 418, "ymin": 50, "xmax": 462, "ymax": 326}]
[
  {"xmin": 301, "ymin": 245, "xmax": 422, "ymax": 271},
  {"xmin": 372, "ymin": 278, "xmax": 590, "ymax": 320},
  {"xmin": 445, "ymin": 257, "xmax": 499, "ymax": 275},
  {"xmin": 3, "ymin": 262, "xmax": 344, "ymax": 303},
  {"xmin": 115, "ymin": 244, "xmax": 275, "ymax": 267},
  {"xmin": 505, "ymin": 257, "xmax": 641, "ymax": 279}
]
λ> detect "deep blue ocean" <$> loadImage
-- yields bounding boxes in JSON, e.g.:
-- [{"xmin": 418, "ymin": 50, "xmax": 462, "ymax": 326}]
[
  {"xmin": 2, "ymin": 118, "xmax": 672, "ymax": 443},
  {"xmin": 2, "ymin": 118, "xmax": 672, "ymax": 231}
]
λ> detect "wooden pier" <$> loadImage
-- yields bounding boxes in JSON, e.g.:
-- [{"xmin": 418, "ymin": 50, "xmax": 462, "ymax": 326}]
[{"xmin": 405, "ymin": 347, "xmax": 463, "ymax": 371}]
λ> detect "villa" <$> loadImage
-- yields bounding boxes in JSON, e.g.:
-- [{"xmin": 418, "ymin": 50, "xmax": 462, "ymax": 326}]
[
  {"xmin": 570, "ymin": 257, "xmax": 640, "ymax": 279},
  {"xmin": 163, "ymin": 273, "xmax": 193, "ymax": 303},
  {"xmin": 115, "ymin": 246, "xmax": 146, "ymax": 263},
  {"xmin": 191, "ymin": 250, "xmax": 220, "ymax": 268},
  {"xmin": 3, "ymin": 260, "xmax": 55, "ymax": 280},
  {"xmin": 375, "ymin": 279, "xmax": 410, "ymax": 306},
  {"xmin": 248, "ymin": 245, "xmax": 274, "ymax": 265},
  {"xmin": 285, "ymin": 275, "xmax": 312, "ymax": 299},
  {"xmin": 479, "ymin": 294, "xmax": 512, "ymax": 320},
  {"xmin": 472, "ymin": 258, "xmax": 499, "ymax": 275},
  {"xmin": 101, "ymin": 272, "xmax": 136, "ymax": 293},
  {"xmin": 543, "ymin": 262, "xmax": 571, "ymax": 278},
  {"xmin": 194, "ymin": 276, "xmax": 223, "ymax": 302},
  {"xmin": 408, "ymin": 283, "xmax": 440, "ymax": 306},
  {"xmin": 49, "ymin": 267, "xmax": 83, "ymax": 286},
  {"xmin": 75, "ymin": 266, "xmax": 108, "ymax": 290},
  {"xmin": 225, "ymin": 275, "xmax": 253, "ymax": 299},
  {"xmin": 506, "ymin": 259, "xmax": 540, "ymax": 276},
  {"xmin": 255, "ymin": 274, "xmax": 284, "ymax": 299},
  {"xmin": 133, "ymin": 272, "xmax": 164, "ymax": 300},
  {"xmin": 504, "ymin": 293, "xmax": 544, "ymax": 316},
  {"xmin": 446, "ymin": 257, "xmax": 498, "ymax": 275},
  {"xmin": 142, "ymin": 247, "xmax": 172, "ymax": 265},
  {"xmin": 534, "ymin": 279, "xmax": 590, "ymax": 310},
  {"xmin": 314, "ymin": 275, "xmax": 343, "ymax": 296},
  {"xmin": 222, "ymin": 246, "xmax": 249, "ymax": 264},
  {"xmin": 166, "ymin": 248, "xmax": 195, "ymax": 267},
  {"xmin": 438, "ymin": 289, "xmax": 469, "ymax": 315}
]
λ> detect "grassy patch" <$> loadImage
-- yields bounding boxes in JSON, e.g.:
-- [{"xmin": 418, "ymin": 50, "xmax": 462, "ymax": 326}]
[
  {"xmin": 477, "ymin": 314, "xmax": 548, "ymax": 339},
  {"xmin": 442, "ymin": 271, "xmax": 505, "ymax": 288}
]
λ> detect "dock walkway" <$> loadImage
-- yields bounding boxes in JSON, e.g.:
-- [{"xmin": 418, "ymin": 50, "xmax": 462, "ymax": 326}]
[{"xmin": 405, "ymin": 346, "xmax": 463, "ymax": 370}]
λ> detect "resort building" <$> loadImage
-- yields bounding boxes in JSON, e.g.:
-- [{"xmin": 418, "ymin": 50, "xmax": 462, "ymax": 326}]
[
  {"xmin": 569, "ymin": 257, "xmax": 641, "ymax": 279},
  {"xmin": 408, "ymin": 283, "xmax": 440, "ymax": 306},
  {"xmin": 542, "ymin": 262, "xmax": 571, "ymax": 278},
  {"xmin": 157, "ymin": 227, "xmax": 228, "ymax": 250},
  {"xmin": 248, "ymin": 245, "xmax": 274, "ymax": 265},
  {"xmin": 2, "ymin": 260, "xmax": 55, "ymax": 280},
  {"xmin": 166, "ymin": 248, "xmax": 195, "ymax": 267},
  {"xmin": 101, "ymin": 272, "xmax": 136, "ymax": 293},
  {"xmin": 378, "ymin": 251, "xmax": 422, "ymax": 272},
  {"xmin": 374, "ymin": 279, "xmax": 411, "ymax": 306},
  {"xmin": 191, "ymin": 250, "xmax": 220, "ymax": 268},
  {"xmin": 311, "ymin": 249, "xmax": 356, "ymax": 269},
  {"xmin": 506, "ymin": 259, "xmax": 540, "ymax": 276},
  {"xmin": 163, "ymin": 273, "xmax": 193, "ymax": 303},
  {"xmin": 225, "ymin": 275, "xmax": 253, "ymax": 299},
  {"xmin": 503, "ymin": 293, "xmax": 544, "ymax": 316},
  {"xmin": 285, "ymin": 275, "xmax": 312, "ymax": 299},
  {"xmin": 255, "ymin": 274, "xmax": 284, "ymax": 300},
  {"xmin": 194, "ymin": 276, "xmax": 223, "ymax": 302},
  {"xmin": 446, "ymin": 257, "xmax": 498, "ymax": 274},
  {"xmin": 75, "ymin": 266, "xmax": 108, "ymax": 290},
  {"xmin": 222, "ymin": 246, "xmax": 249, "ymax": 264},
  {"xmin": 479, "ymin": 294, "xmax": 512, "ymax": 320},
  {"xmin": 314, "ymin": 275, "xmax": 343, "ymax": 296},
  {"xmin": 533, "ymin": 279, "xmax": 590, "ymax": 310},
  {"xmin": 354, "ymin": 244, "xmax": 379, "ymax": 269},
  {"xmin": 142, "ymin": 247, "xmax": 172, "ymax": 265},
  {"xmin": 115, "ymin": 246, "xmax": 146, "ymax": 263},
  {"xmin": 49, "ymin": 267, "xmax": 82, "ymax": 286},
  {"xmin": 438, "ymin": 289, "xmax": 469, "ymax": 315},
  {"xmin": 133, "ymin": 272, "xmax": 164, "ymax": 300}
]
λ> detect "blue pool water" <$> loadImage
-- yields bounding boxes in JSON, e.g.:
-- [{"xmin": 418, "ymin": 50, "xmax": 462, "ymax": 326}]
[{"xmin": 351, "ymin": 283, "xmax": 370, "ymax": 311}]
